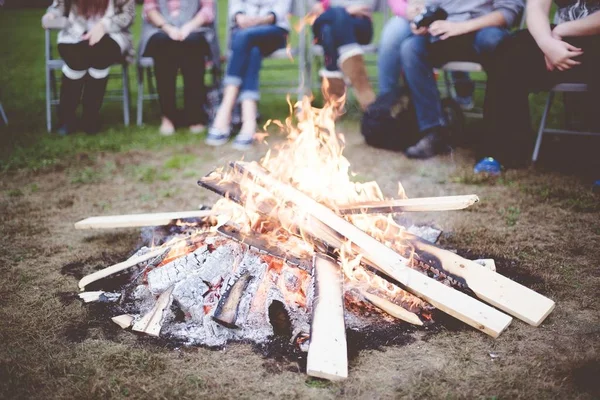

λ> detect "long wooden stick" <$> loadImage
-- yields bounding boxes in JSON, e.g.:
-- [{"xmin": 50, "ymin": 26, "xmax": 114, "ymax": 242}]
[
  {"xmin": 307, "ymin": 254, "xmax": 348, "ymax": 381},
  {"xmin": 78, "ymin": 247, "xmax": 169, "ymax": 290},
  {"xmin": 359, "ymin": 290, "xmax": 423, "ymax": 326},
  {"xmin": 234, "ymin": 162, "xmax": 512, "ymax": 338},
  {"xmin": 403, "ymin": 232, "xmax": 555, "ymax": 326},
  {"xmin": 74, "ymin": 210, "xmax": 217, "ymax": 230},
  {"xmin": 337, "ymin": 195, "xmax": 479, "ymax": 215}
]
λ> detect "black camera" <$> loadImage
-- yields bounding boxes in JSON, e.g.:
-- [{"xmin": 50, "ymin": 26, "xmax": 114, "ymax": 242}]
[{"xmin": 413, "ymin": 6, "xmax": 448, "ymax": 28}]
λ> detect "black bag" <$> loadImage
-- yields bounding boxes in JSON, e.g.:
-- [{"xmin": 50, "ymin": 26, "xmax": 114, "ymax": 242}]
[{"xmin": 360, "ymin": 88, "xmax": 420, "ymax": 151}]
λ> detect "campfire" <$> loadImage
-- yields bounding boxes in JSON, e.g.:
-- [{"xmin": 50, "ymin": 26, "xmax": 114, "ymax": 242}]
[{"xmin": 74, "ymin": 96, "xmax": 555, "ymax": 381}]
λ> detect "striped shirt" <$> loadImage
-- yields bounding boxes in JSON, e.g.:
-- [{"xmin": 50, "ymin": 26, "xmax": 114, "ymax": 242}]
[{"xmin": 143, "ymin": 0, "xmax": 214, "ymax": 22}]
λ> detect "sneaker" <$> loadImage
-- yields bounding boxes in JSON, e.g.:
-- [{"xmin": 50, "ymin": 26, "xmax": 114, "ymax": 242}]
[
  {"xmin": 205, "ymin": 126, "xmax": 231, "ymax": 146},
  {"xmin": 405, "ymin": 130, "xmax": 450, "ymax": 159},
  {"xmin": 454, "ymin": 95, "xmax": 474, "ymax": 111},
  {"xmin": 232, "ymin": 133, "xmax": 254, "ymax": 151},
  {"xmin": 474, "ymin": 157, "xmax": 502, "ymax": 175},
  {"xmin": 159, "ymin": 120, "xmax": 175, "ymax": 136},
  {"xmin": 189, "ymin": 124, "xmax": 205, "ymax": 134}
]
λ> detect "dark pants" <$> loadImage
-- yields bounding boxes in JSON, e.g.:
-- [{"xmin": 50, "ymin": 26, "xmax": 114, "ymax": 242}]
[
  {"xmin": 313, "ymin": 7, "xmax": 373, "ymax": 71},
  {"xmin": 57, "ymin": 36, "xmax": 122, "ymax": 131},
  {"xmin": 481, "ymin": 30, "xmax": 600, "ymax": 166},
  {"xmin": 145, "ymin": 31, "xmax": 210, "ymax": 125},
  {"xmin": 400, "ymin": 27, "xmax": 509, "ymax": 132},
  {"xmin": 58, "ymin": 35, "xmax": 122, "ymax": 71}
]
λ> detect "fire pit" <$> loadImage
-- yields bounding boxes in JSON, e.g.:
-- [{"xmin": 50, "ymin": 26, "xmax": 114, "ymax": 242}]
[{"xmin": 73, "ymin": 97, "xmax": 555, "ymax": 381}]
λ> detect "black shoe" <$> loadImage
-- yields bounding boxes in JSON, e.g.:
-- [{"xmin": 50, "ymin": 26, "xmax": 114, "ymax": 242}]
[
  {"xmin": 82, "ymin": 76, "xmax": 108, "ymax": 134},
  {"xmin": 405, "ymin": 130, "xmax": 451, "ymax": 159}
]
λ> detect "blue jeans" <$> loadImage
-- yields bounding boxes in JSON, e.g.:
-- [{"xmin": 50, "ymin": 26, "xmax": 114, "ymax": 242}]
[
  {"xmin": 378, "ymin": 17, "xmax": 475, "ymax": 99},
  {"xmin": 399, "ymin": 27, "xmax": 509, "ymax": 132},
  {"xmin": 313, "ymin": 7, "xmax": 373, "ymax": 71},
  {"xmin": 224, "ymin": 25, "xmax": 287, "ymax": 101}
]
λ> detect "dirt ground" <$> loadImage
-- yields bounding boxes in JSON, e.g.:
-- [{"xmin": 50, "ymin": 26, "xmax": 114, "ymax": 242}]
[{"xmin": 1, "ymin": 127, "xmax": 599, "ymax": 400}]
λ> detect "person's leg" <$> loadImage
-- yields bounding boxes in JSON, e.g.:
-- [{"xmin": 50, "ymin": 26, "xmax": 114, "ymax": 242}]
[
  {"xmin": 180, "ymin": 31, "xmax": 209, "ymax": 131},
  {"xmin": 377, "ymin": 17, "xmax": 411, "ymax": 95},
  {"xmin": 313, "ymin": 22, "xmax": 346, "ymax": 104},
  {"xmin": 83, "ymin": 36, "xmax": 122, "ymax": 133},
  {"xmin": 145, "ymin": 31, "xmax": 179, "ymax": 134},
  {"xmin": 233, "ymin": 27, "xmax": 287, "ymax": 148},
  {"xmin": 57, "ymin": 42, "xmax": 89, "ymax": 133}
]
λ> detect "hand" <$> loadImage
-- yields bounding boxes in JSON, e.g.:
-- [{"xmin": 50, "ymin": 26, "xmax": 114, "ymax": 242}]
[
  {"xmin": 407, "ymin": 4, "xmax": 423, "ymax": 21},
  {"xmin": 236, "ymin": 14, "xmax": 256, "ymax": 29},
  {"xmin": 41, "ymin": 12, "xmax": 55, "ymax": 29},
  {"xmin": 311, "ymin": 2, "xmax": 324, "ymax": 16},
  {"xmin": 179, "ymin": 21, "xmax": 198, "ymax": 41},
  {"xmin": 163, "ymin": 24, "xmax": 183, "ymax": 41},
  {"xmin": 82, "ymin": 22, "xmax": 106, "ymax": 46},
  {"xmin": 410, "ymin": 22, "xmax": 428, "ymax": 36},
  {"xmin": 540, "ymin": 37, "xmax": 583, "ymax": 71},
  {"xmin": 346, "ymin": 5, "xmax": 372, "ymax": 18},
  {"xmin": 429, "ymin": 20, "xmax": 470, "ymax": 40}
]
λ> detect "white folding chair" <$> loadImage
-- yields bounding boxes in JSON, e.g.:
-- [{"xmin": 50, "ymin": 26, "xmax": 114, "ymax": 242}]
[
  {"xmin": 44, "ymin": 23, "xmax": 131, "ymax": 133},
  {"xmin": 136, "ymin": 2, "xmax": 222, "ymax": 126},
  {"xmin": 223, "ymin": 0, "xmax": 307, "ymax": 99},
  {"xmin": 307, "ymin": 0, "xmax": 390, "ymax": 92},
  {"xmin": 532, "ymin": 83, "xmax": 600, "ymax": 162}
]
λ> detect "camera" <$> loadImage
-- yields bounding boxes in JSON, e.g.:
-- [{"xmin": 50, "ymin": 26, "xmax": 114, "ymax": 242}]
[{"xmin": 413, "ymin": 6, "xmax": 448, "ymax": 28}]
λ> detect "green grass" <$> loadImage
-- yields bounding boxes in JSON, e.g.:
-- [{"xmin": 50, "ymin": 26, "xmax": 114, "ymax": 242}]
[{"xmin": 0, "ymin": 2, "xmax": 567, "ymax": 172}]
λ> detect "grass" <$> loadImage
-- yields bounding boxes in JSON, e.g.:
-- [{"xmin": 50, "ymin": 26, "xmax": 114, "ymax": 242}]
[{"xmin": 0, "ymin": 2, "xmax": 575, "ymax": 173}]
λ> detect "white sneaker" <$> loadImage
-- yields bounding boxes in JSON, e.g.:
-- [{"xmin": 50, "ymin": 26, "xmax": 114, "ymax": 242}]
[
  {"xmin": 189, "ymin": 124, "xmax": 205, "ymax": 134},
  {"xmin": 232, "ymin": 133, "xmax": 254, "ymax": 150},
  {"xmin": 159, "ymin": 120, "xmax": 175, "ymax": 136},
  {"xmin": 205, "ymin": 126, "xmax": 231, "ymax": 146}
]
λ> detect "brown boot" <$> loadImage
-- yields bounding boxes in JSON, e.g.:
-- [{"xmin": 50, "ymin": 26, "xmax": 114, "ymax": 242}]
[
  {"xmin": 339, "ymin": 52, "xmax": 376, "ymax": 111},
  {"xmin": 319, "ymin": 69, "xmax": 346, "ymax": 114}
]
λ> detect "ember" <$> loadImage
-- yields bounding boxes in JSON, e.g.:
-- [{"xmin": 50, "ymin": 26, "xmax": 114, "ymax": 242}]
[{"xmin": 74, "ymin": 94, "xmax": 555, "ymax": 381}]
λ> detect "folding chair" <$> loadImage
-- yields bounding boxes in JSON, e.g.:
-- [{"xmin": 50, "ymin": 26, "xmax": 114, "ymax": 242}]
[
  {"xmin": 136, "ymin": 2, "xmax": 223, "ymax": 126},
  {"xmin": 532, "ymin": 83, "xmax": 600, "ymax": 162},
  {"xmin": 223, "ymin": 0, "xmax": 307, "ymax": 99},
  {"xmin": 307, "ymin": 0, "xmax": 390, "ymax": 92}
]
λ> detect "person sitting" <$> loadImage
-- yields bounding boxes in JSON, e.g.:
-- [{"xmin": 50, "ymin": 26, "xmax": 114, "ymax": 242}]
[
  {"xmin": 42, "ymin": 0, "xmax": 135, "ymax": 135},
  {"xmin": 474, "ymin": 0, "xmax": 600, "ymax": 174},
  {"xmin": 206, "ymin": 0, "xmax": 291, "ymax": 149},
  {"xmin": 310, "ymin": 0, "xmax": 376, "ymax": 110},
  {"xmin": 398, "ymin": 0, "xmax": 525, "ymax": 159},
  {"xmin": 140, "ymin": 0, "xmax": 214, "ymax": 136},
  {"xmin": 378, "ymin": 0, "xmax": 476, "ymax": 110}
]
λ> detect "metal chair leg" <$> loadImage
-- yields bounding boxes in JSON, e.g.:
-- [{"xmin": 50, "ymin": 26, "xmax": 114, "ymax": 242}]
[
  {"xmin": 46, "ymin": 66, "xmax": 52, "ymax": 133},
  {"xmin": 532, "ymin": 91, "xmax": 555, "ymax": 163},
  {"xmin": 0, "ymin": 103, "xmax": 8, "ymax": 125},
  {"xmin": 122, "ymin": 64, "xmax": 131, "ymax": 126},
  {"xmin": 443, "ymin": 70, "xmax": 453, "ymax": 98},
  {"xmin": 137, "ymin": 65, "xmax": 144, "ymax": 126}
]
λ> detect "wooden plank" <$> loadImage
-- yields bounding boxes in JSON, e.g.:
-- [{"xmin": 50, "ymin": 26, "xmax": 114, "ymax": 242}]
[
  {"xmin": 234, "ymin": 162, "xmax": 513, "ymax": 338},
  {"xmin": 307, "ymin": 254, "xmax": 348, "ymax": 381},
  {"xmin": 111, "ymin": 314, "xmax": 134, "ymax": 329},
  {"xmin": 359, "ymin": 290, "xmax": 423, "ymax": 326},
  {"xmin": 78, "ymin": 247, "xmax": 169, "ymax": 291},
  {"xmin": 212, "ymin": 273, "xmax": 253, "ymax": 329},
  {"xmin": 403, "ymin": 233, "xmax": 555, "ymax": 326},
  {"xmin": 74, "ymin": 210, "xmax": 217, "ymax": 230},
  {"xmin": 132, "ymin": 286, "xmax": 175, "ymax": 337},
  {"xmin": 337, "ymin": 195, "xmax": 479, "ymax": 215}
]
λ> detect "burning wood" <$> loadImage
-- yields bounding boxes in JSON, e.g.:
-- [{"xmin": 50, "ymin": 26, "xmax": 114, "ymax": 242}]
[
  {"xmin": 359, "ymin": 290, "xmax": 423, "ymax": 326},
  {"xmin": 212, "ymin": 272, "xmax": 253, "ymax": 329},
  {"xmin": 307, "ymin": 255, "xmax": 347, "ymax": 381},
  {"xmin": 232, "ymin": 161, "xmax": 513, "ymax": 338},
  {"xmin": 74, "ymin": 210, "xmax": 217, "ymax": 229},
  {"xmin": 337, "ymin": 195, "xmax": 480, "ymax": 215}
]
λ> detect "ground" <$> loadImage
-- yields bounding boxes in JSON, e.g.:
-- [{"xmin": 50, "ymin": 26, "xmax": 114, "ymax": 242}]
[{"xmin": 1, "ymin": 3, "xmax": 599, "ymax": 399}]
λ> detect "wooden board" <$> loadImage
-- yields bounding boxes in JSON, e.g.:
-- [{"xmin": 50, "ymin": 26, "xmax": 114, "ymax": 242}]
[
  {"xmin": 234, "ymin": 162, "xmax": 513, "ymax": 338},
  {"xmin": 78, "ymin": 247, "xmax": 168, "ymax": 290},
  {"xmin": 360, "ymin": 290, "xmax": 423, "ymax": 326},
  {"xmin": 403, "ymin": 233, "xmax": 555, "ymax": 326},
  {"xmin": 338, "ymin": 195, "xmax": 480, "ymax": 215},
  {"xmin": 132, "ymin": 286, "xmax": 175, "ymax": 337},
  {"xmin": 74, "ymin": 210, "xmax": 216, "ymax": 230},
  {"xmin": 212, "ymin": 273, "xmax": 253, "ymax": 329},
  {"xmin": 307, "ymin": 255, "xmax": 348, "ymax": 381}
]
